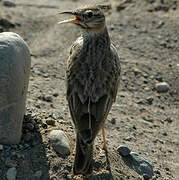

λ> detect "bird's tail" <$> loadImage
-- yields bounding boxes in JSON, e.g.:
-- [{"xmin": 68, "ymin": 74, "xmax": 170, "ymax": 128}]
[{"xmin": 73, "ymin": 132, "xmax": 93, "ymax": 176}]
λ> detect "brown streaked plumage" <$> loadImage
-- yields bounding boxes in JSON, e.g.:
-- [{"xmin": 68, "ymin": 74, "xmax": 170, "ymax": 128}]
[{"xmin": 59, "ymin": 3, "xmax": 121, "ymax": 176}]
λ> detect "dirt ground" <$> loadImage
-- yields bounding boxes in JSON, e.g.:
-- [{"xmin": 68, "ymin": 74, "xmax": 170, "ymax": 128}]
[{"xmin": 0, "ymin": 0, "xmax": 179, "ymax": 179}]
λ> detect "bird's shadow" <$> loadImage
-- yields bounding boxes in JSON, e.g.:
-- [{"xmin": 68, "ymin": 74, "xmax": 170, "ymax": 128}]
[{"xmin": 18, "ymin": 113, "xmax": 51, "ymax": 180}]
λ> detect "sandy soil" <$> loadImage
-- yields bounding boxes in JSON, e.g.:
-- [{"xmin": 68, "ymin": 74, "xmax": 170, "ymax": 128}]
[{"xmin": 0, "ymin": 0, "xmax": 179, "ymax": 179}]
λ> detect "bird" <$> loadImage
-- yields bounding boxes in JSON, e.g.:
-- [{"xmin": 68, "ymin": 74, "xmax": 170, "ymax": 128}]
[{"xmin": 58, "ymin": 3, "xmax": 121, "ymax": 176}]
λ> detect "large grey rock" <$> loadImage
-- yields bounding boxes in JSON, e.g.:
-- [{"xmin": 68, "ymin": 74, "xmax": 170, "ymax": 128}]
[
  {"xmin": 49, "ymin": 130, "xmax": 70, "ymax": 156},
  {"xmin": 0, "ymin": 32, "xmax": 31, "ymax": 144},
  {"xmin": 122, "ymin": 152, "xmax": 154, "ymax": 179}
]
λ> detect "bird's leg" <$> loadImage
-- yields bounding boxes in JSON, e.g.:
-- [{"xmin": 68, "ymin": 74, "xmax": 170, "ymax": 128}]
[{"xmin": 102, "ymin": 124, "xmax": 107, "ymax": 150}]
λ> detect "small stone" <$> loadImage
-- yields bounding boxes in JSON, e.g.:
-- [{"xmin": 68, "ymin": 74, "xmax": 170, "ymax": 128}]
[
  {"xmin": 124, "ymin": 136, "xmax": 132, "ymax": 141},
  {"xmin": 155, "ymin": 82, "xmax": 169, "ymax": 93},
  {"xmin": 146, "ymin": 97, "xmax": 153, "ymax": 105},
  {"xmin": 46, "ymin": 119, "xmax": 55, "ymax": 126},
  {"xmin": 164, "ymin": 117, "xmax": 173, "ymax": 123},
  {"xmin": 116, "ymin": 4, "xmax": 126, "ymax": 12},
  {"xmin": 117, "ymin": 145, "xmax": 131, "ymax": 156},
  {"xmin": 49, "ymin": 130, "xmax": 70, "ymax": 156},
  {"xmin": 162, "ymin": 132, "xmax": 167, "ymax": 136},
  {"xmin": 156, "ymin": 76, "xmax": 163, "ymax": 82},
  {"xmin": 111, "ymin": 118, "xmax": 116, "ymax": 124},
  {"xmin": 0, "ymin": 144, "xmax": 3, "ymax": 151},
  {"xmin": 154, "ymin": 169, "xmax": 161, "ymax": 175},
  {"xmin": 133, "ymin": 68, "xmax": 141, "ymax": 76},
  {"xmin": 148, "ymin": 0, "xmax": 155, "ymax": 3},
  {"xmin": 42, "ymin": 122, "xmax": 48, "ymax": 129},
  {"xmin": 136, "ymin": 99, "xmax": 145, "ymax": 105},
  {"xmin": 3, "ymin": 0, "xmax": 16, "ymax": 7},
  {"xmin": 0, "ymin": 18, "xmax": 15, "ymax": 28},
  {"xmin": 43, "ymin": 95, "xmax": 53, "ymax": 102},
  {"xmin": 6, "ymin": 167, "xmax": 17, "ymax": 180},
  {"xmin": 53, "ymin": 92, "xmax": 59, "ymax": 97}
]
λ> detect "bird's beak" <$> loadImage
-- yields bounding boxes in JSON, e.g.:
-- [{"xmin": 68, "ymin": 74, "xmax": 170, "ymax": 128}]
[{"xmin": 58, "ymin": 11, "xmax": 79, "ymax": 25}]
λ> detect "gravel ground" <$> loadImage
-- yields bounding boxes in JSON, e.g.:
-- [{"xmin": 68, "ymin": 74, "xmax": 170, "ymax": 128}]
[{"xmin": 0, "ymin": 0, "xmax": 179, "ymax": 179}]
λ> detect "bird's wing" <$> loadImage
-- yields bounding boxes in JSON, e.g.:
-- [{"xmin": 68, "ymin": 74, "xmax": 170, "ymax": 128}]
[
  {"xmin": 110, "ymin": 43, "xmax": 121, "ymax": 102},
  {"xmin": 66, "ymin": 38, "xmax": 120, "ymax": 139}
]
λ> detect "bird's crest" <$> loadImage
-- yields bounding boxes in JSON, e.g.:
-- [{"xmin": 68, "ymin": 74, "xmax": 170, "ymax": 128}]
[{"xmin": 78, "ymin": 2, "xmax": 112, "ymax": 12}]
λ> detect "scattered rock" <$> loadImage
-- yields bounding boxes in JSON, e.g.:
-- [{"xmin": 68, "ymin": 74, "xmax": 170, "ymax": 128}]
[
  {"xmin": 40, "ymin": 95, "xmax": 53, "ymax": 102},
  {"xmin": 133, "ymin": 68, "xmax": 141, "ymax": 76},
  {"xmin": 146, "ymin": 97, "xmax": 153, "ymax": 105},
  {"xmin": 111, "ymin": 118, "xmax": 116, "ymax": 124},
  {"xmin": 0, "ymin": 18, "xmax": 15, "ymax": 28},
  {"xmin": 162, "ymin": 132, "xmax": 167, "ymax": 136},
  {"xmin": 49, "ymin": 130, "xmax": 70, "ymax": 156},
  {"xmin": 156, "ymin": 76, "xmax": 163, "ymax": 82},
  {"xmin": 6, "ymin": 167, "xmax": 17, "ymax": 180},
  {"xmin": 154, "ymin": 169, "xmax": 161, "ymax": 176},
  {"xmin": 53, "ymin": 92, "xmax": 59, "ymax": 97},
  {"xmin": 148, "ymin": 0, "xmax": 155, "ymax": 3},
  {"xmin": 3, "ymin": 0, "xmax": 16, "ymax": 7},
  {"xmin": 116, "ymin": 5, "xmax": 126, "ymax": 12},
  {"xmin": 124, "ymin": 136, "xmax": 132, "ymax": 141},
  {"xmin": 46, "ymin": 119, "xmax": 55, "ymax": 126},
  {"xmin": 0, "ymin": 144, "xmax": 3, "ymax": 151},
  {"xmin": 155, "ymin": 82, "xmax": 169, "ymax": 93},
  {"xmin": 117, "ymin": 145, "xmax": 131, "ymax": 156},
  {"xmin": 164, "ymin": 117, "xmax": 173, "ymax": 123},
  {"xmin": 41, "ymin": 122, "xmax": 48, "ymax": 129}
]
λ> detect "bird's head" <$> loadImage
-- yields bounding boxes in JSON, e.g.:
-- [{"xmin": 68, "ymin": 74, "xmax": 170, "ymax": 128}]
[{"xmin": 58, "ymin": 3, "xmax": 111, "ymax": 32}]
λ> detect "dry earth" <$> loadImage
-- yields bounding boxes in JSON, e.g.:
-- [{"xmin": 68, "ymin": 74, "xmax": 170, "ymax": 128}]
[{"xmin": 0, "ymin": 0, "xmax": 179, "ymax": 179}]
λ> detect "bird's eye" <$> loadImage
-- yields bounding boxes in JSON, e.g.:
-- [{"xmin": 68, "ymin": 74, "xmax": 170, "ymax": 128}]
[{"xmin": 86, "ymin": 11, "xmax": 93, "ymax": 18}]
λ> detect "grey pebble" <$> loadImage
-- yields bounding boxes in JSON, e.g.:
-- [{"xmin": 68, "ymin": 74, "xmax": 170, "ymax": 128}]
[
  {"xmin": 117, "ymin": 145, "xmax": 131, "ymax": 156},
  {"xmin": 46, "ymin": 119, "xmax": 55, "ymax": 126},
  {"xmin": 49, "ymin": 130, "xmax": 70, "ymax": 156},
  {"xmin": 3, "ymin": 0, "xmax": 16, "ymax": 7},
  {"xmin": 146, "ymin": 97, "xmax": 153, "ymax": 105},
  {"xmin": 6, "ymin": 167, "xmax": 17, "ymax": 180},
  {"xmin": 111, "ymin": 118, "xmax": 116, "ymax": 124},
  {"xmin": 125, "ymin": 136, "xmax": 132, "ymax": 141},
  {"xmin": 155, "ymin": 82, "xmax": 169, "ymax": 93}
]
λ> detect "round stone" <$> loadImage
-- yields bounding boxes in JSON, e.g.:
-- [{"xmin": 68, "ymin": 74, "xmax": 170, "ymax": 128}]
[
  {"xmin": 117, "ymin": 145, "xmax": 131, "ymax": 156},
  {"xmin": 155, "ymin": 82, "xmax": 169, "ymax": 93},
  {"xmin": 49, "ymin": 130, "xmax": 70, "ymax": 156}
]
